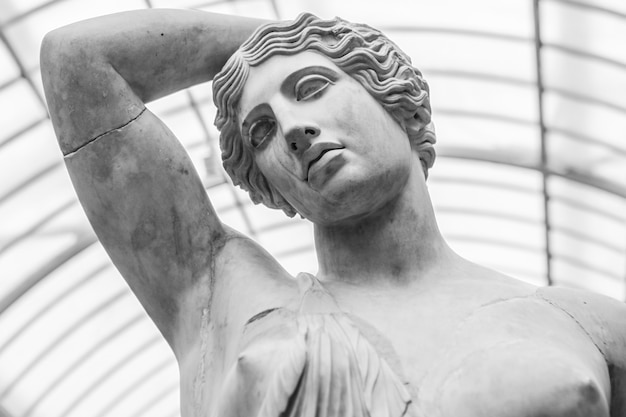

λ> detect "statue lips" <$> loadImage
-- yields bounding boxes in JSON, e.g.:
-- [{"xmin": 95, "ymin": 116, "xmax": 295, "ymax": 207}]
[{"xmin": 303, "ymin": 142, "xmax": 346, "ymax": 188}]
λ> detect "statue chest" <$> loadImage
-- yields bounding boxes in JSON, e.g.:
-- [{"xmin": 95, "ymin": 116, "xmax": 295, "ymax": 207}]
[
  {"xmin": 182, "ymin": 283, "xmax": 612, "ymax": 417},
  {"xmin": 359, "ymin": 295, "xmax": 612, "ymax": 417}
]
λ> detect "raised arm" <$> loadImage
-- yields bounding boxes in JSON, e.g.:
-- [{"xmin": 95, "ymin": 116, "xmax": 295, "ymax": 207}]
[{"xmin": 40, "ymin": 9, "xmax": 266, "ymax": 350}]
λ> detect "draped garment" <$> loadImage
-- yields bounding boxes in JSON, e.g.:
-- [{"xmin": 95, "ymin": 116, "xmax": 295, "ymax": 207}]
[{"xmin": 213, "ymin": 273, "xmax": 417, "ymax": 417}]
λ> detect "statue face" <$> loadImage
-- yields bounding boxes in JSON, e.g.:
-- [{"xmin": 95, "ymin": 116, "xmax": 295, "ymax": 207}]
[{"xmin": 238, "ymin": 52, "xmax": 414, "ymax": 225}]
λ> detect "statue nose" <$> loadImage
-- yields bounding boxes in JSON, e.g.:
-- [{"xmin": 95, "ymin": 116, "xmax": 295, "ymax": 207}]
[{"xmin": 285, "ymin": 126, "xmax": 320, "ymax": 155}]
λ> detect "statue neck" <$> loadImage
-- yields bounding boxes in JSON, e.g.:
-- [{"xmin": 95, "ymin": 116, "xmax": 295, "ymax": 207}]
[{"xmin": 314, "ymin": 163, "xmax": 456, "ymax": 286}]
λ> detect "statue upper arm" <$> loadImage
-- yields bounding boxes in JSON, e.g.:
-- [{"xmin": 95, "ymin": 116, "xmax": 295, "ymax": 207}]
[
  {"xmin": 64, "ymin": 108, "xmax": 226, "ymax": 344},
  {"xmin": 40, "ymin": 13, "xmax": 275, "ymax": 352}
]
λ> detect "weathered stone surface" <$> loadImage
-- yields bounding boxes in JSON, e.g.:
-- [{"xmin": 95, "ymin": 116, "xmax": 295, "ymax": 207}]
[{"xmin": 41, "ymin": 9, "xmax": 626, "ymax": 417}]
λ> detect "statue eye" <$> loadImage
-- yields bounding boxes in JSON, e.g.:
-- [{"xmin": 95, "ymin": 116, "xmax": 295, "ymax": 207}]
[
  {"xmin": 295, "ymin": 75, "xmax": 333, "ymax": 101},
  {"xmin": 248, "ymin": 118, "xmax": 275, "ymax": 149}
]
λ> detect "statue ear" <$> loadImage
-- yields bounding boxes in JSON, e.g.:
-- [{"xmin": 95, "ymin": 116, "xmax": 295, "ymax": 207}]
[
  {"xmin": 405, "ymin": 108, "xmax": 430, "ymax": 133},
  {"xmin": 417, "ymin": 135, "xmax": 436, "ymax": 179},
  {"xmin": 404, "ymin": 108, "xmax": 430, "ymax": 146},
  {"xmin": 405, "ymin": 109, "xmax": 436, "ymax": 178}
]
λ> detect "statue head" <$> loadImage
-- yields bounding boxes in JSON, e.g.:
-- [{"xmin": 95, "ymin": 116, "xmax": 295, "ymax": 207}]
[{"xmin": 213, "ymin": 12, "xmax": 436, "ymax": 218}]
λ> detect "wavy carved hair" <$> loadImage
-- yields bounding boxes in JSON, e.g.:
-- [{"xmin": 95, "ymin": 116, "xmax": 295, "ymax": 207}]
[{"xmin": 213, "ymin": 12, "xmax": 436, "ymax": 217}]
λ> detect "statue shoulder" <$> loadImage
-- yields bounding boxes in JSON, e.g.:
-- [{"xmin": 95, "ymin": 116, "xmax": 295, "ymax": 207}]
[{"xmin": 536, "ymin": 286, "xmax": 626, "ymax": 367}]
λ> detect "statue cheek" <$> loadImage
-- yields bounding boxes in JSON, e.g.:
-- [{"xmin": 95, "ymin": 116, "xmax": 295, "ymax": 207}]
[
  {"xmin": 262, "ymin": 145, "xmax": 301, "ymax": 180},
  {"xmin": 255, "ymin": 157, "xmax": 295, "ymax": 202}
]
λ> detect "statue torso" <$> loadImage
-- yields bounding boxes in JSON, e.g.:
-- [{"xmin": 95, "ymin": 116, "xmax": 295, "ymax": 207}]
[{"xmin": 180, "ymin": 271, "xmax": 610, "ymax": 417}]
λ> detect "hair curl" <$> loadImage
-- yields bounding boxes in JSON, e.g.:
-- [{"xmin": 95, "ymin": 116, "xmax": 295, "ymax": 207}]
[{"xmin": 213, "ymin": 12, "xmax": 436, "ymax": 217}]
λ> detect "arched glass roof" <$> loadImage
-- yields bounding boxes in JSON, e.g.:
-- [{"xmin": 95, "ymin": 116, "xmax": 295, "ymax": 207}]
[{"xmin": 0, "ymin": 1, "xmax": 625, "ymax": 416}]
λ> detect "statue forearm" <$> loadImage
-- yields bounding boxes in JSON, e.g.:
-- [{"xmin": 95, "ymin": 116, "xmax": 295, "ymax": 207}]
[
  {"xmin": 40, "ymin": 9, "xmax": 265, "ymax": 153},
  {"xmin": 55, "ymin": 9, "xmax": 264, "ymax": 101}
]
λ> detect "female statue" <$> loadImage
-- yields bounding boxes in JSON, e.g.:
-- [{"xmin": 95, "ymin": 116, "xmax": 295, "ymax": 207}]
[{"xmin": 40, "ymin": 9, "xmax": 625, "ymax": 417}]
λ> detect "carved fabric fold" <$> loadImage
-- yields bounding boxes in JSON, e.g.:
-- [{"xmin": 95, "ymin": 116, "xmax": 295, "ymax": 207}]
[{"xmin": 213, "ymin": 273, "xmax": 417, "ymax": 417}]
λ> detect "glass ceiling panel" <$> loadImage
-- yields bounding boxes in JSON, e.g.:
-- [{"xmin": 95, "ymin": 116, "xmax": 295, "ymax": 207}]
[
  {"xmin": 430, "ymin": 160, "xmax": 547, "ymax": 285},
  {"xmin": 549, "ymin": 175, "xmax": 626, "ymax": 222},
  {"xmin": 0, "ymin": 266, "xmax": 103, "ymax": 351},
  {"xmin": 0, "ymin": 123, "xmax": 59, "ymax": 196},
  {"xmin": 552, "ymin": 229, "xmax": 622, "ymax": 277},
  {"xmin": 278, "ymin": 249, "xmax": 317, "ymax": 276},
  {"xmin": 25, "ymin": 67, "xmax": 45, "ymax": 103},
  {"xmin": 193, "ymin": 0, "xmax": 278, "ymax": 19},
  {"xmin": 0, "ymin": 258, "xmax": 113, "ymax": 357},
  {"xmin": 549, "ymin": 187, "xmax": 625, "ymax": 238},
  {"xmin": 147, "ymin": 88, "xmax": 195, "ymax": 117},
  {"xmin": 274, "ymin": 0, "xmax": 534, "ymax": 38},
  {"xmin": 158, "ymin": 109, "xmax": 206, "ymax": 148},
  {"xmin": 393, "ymin": 33, "xmax": 536, "ymax": 84},
  {"xmin": 543, "ymin": 48, "xmax": 626, "ymax": 111},
  {"xmin": 552, "ymin": 256, "xmax": 624, "ymax": 297},
  {"xmin": 0, "ymin": 234, "xmax": 76, "ymax": 300},
  {"xmin": 118, "ymin": 385, "xmax": 179, "ymax": 417},
  {"xmin": 548, "ymin": 176, "xmax": 626, "ymax": 298},
  {"xmin": 574, "ymin": 0, "xmax": 626, "ymax": 15},
  {"xmin": 543, "ymin": 90, "xmax": 626, "ymax": 147},
  {"xmin": 55, "ymin": 337, "xmax": 170, "ymax": 417},
  {"xmin": 90, "ymin": 358, "xmax": 174, "ymax": 417},
  {"xmin": 0, "ymin": 80, "xmax": 45, "ymax": 143},
  {"xmin": 4, "ymin": 292, "xmax": 132, "ymax": 404},
  {"xmin": 206, "ymin": 182, "xmax": 241, "ymax": 212},
  {"xmin": 541, "ymin": 0, "xmax": 626, "ymax": 66},
  {"xmin": 580, "ymin": 0, "xmax": 626, "ymax": 16},
  {"xmin": 0, "ymin": 276, "xmax": 127, "ymax": 399},
  {"xmin": 189, "ymin": 81, "xmax": 214, "ymax": 103},
  {"xmin": 0, "ymin": 42, "xmax": 19, "ymax": 85},
  {"xmin": 433, "ymin": 182, "xmax": 543, "ymax": 233},
  {"xmin": 436, "ymin": 116, "xmax": 540, "ymax": 166},
  {"xmin": 431, "ymin": 159, "xmax": 544, "ymax": 191},
  {"xmin": 246, "ymin": 200, "xmax": 300, "ymax": 232},
  {"xmin": 440, "ymin": 211, "xmax": 545, "ymax": 251},
  {"xmin": 431, "ymin": 174, "xmax": 545, "ymax": 285},
  {"xmin": 36, "ymin": 202, "xmax": 91, "ymax": 237},
  {"xmin": 0, "ymin": 167, "xmax": 73, "ymax": 235},
  {"xmin": 257, "ymin": 219, "xmax": 314, "ymax": 258},
  {"xmin": 1, "ymin": 2, "xmax": 625, "ymax": 417},
  {"xmin": 430, "ymin": 76, "xmax": 538, "ymax": 123},
  {"xmin": 547, "ymin": 130, "xmax": 626, "ymax": 187},
  {"xmin": 0, "ymin": 0, "xmax": 50, "ymax": 26}
]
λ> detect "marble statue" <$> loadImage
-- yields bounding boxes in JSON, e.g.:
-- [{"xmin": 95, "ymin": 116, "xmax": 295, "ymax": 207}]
[{"xmin": 40, "ymin": 9, "xmax": 626, "ymax": 417}]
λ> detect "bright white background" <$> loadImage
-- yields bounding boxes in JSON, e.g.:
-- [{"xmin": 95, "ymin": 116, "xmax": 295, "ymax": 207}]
[{"xmin": 0, "ymin": 1, "xmax": 625, "ymax": 416}]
